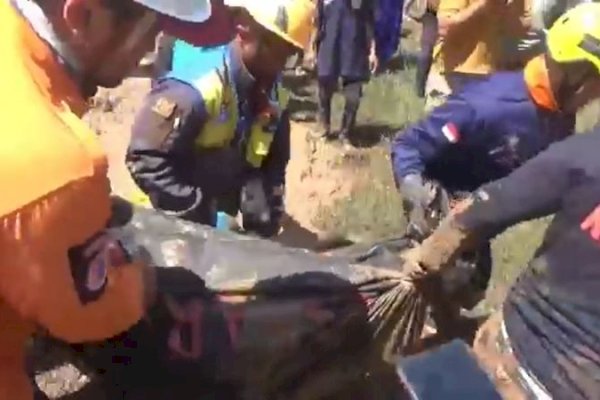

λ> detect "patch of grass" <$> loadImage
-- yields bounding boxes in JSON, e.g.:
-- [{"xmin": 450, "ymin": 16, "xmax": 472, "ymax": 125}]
[
  {"xmin": 487, "ymin": 218, "xmax": 548, "ymax": 307},
  {"xmin": 288, "ymin": 37, "xmax": 600, "ymax": 307},
  {"xmin": 298, "ymin": 59, "xmax": 594, "ymax": 307},
  {"xmin": 330, "ymin": 67, "xmax": 425, "ymax": 132},
  {"xmin": 312, "ymin": 147, "xmax": 406, "ymax": 242},
  {"xmin": 577, "ymin": 99, "xmax": 600, "ymax": 133}
]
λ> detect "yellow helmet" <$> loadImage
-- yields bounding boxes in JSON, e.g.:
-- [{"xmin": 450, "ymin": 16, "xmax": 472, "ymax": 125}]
[
  {"xmin": 225, "ymin": 0, "xmax": 316, "ymax": 50},
  {"xmin": 546, "ymin": 3, "xmax": 600, "ymax": 72}
]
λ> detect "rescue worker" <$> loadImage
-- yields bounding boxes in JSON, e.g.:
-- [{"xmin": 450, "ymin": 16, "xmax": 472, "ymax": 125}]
[
  {"xmin": 423, "ymin": 0, "xmax": 532, "ymax": 111},
  {"xmin": 0, "ymin": 0, "xmax": 238, "ymax": 398},
  {"xmin": 314, "ymin": 0, "xmax": 378, "ymax": 142},
  {"xmin": 414, "ymin": 2, "xmax": 439, "ymax": 98},
  {"xmin": 392, "ymin": 3, "xmax": 600, "ymax": 315},
  {"xmin": 402, "ymin": 115, "xmax": 600, "ymax": 400},
  {"xmin": 126, "ymin": 0, "xmax": 315, "ymax": 238}
]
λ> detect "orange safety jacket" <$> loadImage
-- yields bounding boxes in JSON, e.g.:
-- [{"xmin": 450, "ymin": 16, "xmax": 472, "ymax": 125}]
[{"xmin": 0, "ymin": 2, "xmax": 145, "ymax": 398}]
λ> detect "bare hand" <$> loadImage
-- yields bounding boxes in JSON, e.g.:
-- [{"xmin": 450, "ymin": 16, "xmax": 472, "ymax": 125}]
[
  {"xmin": 369, "ymin": 52, "xmax": 379, "ymax": 74},
  {"xmin": 400, "ymin": 246, "xmax": 428, "ymax": 280}
]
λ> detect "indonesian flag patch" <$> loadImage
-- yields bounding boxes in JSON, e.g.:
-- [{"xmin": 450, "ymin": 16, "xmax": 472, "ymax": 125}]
[{"xmin": 442, "ymin": 122, "xmax": 461, "ymax": 143}]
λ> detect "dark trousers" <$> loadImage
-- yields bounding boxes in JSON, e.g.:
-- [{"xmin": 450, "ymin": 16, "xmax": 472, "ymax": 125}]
[
  {"xmin": 317, "ymin": 78, "xmax": 363, "ymax": 134},
  {"xmin": 416, "ymin": 11, "xmax": 437, "ymax": 98}
]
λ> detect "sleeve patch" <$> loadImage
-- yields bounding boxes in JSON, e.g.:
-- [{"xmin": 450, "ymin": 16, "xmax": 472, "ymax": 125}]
[
  {"xmin": 151, "ymin": 97, "xmax": 177, "ymax": 119},
  {"xmin": 442, "ymin": 122, "xmax": 461, "ymax": 143}
]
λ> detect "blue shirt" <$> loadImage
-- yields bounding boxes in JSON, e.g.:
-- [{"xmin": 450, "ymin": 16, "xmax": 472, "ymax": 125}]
[
  {"xmin": 391, "ymin": 71, "xmax": 575, "ymax": 192},
  {"xmin": 168, "ymin": 40, "xmax": 228, "ymax": 81}
]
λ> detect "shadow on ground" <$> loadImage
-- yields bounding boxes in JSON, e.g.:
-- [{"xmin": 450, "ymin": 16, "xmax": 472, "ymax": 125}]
[
  {"xmin": 287, "ymin": 97, "xmax": 318, "ymax": 122},
  {"xmin": 348, "ymin": 123, "xmax": 399, "ymax": 148},
  {"xmin": 380, "ymin": 51, "xmax": 420, "ymax": 73}
]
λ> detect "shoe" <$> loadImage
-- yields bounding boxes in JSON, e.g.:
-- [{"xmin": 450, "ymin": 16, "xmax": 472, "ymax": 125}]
[
  {"xmin": 309, "ymin": 122, "xmax": 334, "ymax": 140},
  {"xmin": 338, "ymin": 130, "xmax": 350, "ymax": 145}
]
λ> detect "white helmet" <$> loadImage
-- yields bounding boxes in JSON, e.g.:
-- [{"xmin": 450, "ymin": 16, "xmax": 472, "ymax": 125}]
[{"xmin": 133, "ymin": 0, "xmax": 212, "ymax": 23}]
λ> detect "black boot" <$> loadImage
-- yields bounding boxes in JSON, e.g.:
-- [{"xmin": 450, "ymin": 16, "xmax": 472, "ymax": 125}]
[
  {"xmin": 338, "ymin": 109, "xmax": 356, "ymax": 145},
  {"xmin": 339, "ymin": 81, "xmax": 362, "ymax": 144},
  {"xmin": 316, "ymin": 79, "xmax": 335, "ymax": 140}
]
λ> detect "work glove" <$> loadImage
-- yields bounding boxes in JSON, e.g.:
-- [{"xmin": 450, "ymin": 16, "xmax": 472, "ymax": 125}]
[
  {"xmin": 400, "ymin": 174, "xmax": 437, "ymax": 239},
  {"xmin": 240, "ymin": 177, "xmax": 281, "ymax": 238}
]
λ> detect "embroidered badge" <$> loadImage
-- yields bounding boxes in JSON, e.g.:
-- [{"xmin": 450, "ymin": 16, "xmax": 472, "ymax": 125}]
[{"xmin": 151, "ymin": 97, "xmax": 177, "ymax": 119}]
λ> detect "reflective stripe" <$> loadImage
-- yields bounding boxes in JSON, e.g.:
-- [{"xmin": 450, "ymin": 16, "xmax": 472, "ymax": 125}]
[
  {"xmin": 193, "ymin": 69, "xmax": 275, "ymax": 167},
  {"xmin": 246, "ymin": 121, "xmax": 275, "ymax": 168},
  {"xmin": 194, "ymin": 68, "xmax": 238, "ymax": 148},
  {"xmin": 171, "ymin": 51, "xmax": 275, "ymax": 167},
  {"xmin": 500, "ymin": 322, "xmax": 553, "ymax": 399}
]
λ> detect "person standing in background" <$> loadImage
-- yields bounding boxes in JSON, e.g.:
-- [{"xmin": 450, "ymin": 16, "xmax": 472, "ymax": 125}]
[
  {"xmin": 126, "ymin": 0, "xmax": 315, "ymax": 238},
  {"xmin": 424, "ymin": 0, "xmax": 533, "ymax": 110},
  {"xmin": 374, "ymin": 0, "xmax": 405, "ymax": 69},
  {"xmin": 406, "ymin": 0, "xmax": 439, "ymax": 98},
  {"xmin": 314, "ymin": 0, "xmax": 378, "ymax": 143}
]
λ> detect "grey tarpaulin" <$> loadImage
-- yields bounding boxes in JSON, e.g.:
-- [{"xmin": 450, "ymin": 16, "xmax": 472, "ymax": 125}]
[
  {"xmin": 118, "ymin": 206, "xmax": 429, "ymax": 354},
  {"xmin": 40, "ymin": 207, "xmax": 427, "ymax": 399}
]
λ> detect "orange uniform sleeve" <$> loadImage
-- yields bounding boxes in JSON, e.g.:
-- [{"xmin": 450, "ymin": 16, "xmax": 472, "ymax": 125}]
[{"xmin": 0, "ymin": 180, "xmax": 146, "ymax": 343}]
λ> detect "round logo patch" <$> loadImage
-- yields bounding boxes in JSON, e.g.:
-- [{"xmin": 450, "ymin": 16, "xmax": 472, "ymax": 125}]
[{"xmin": 86, "ymin": 253, "xmax": 108, "ymax": 293}]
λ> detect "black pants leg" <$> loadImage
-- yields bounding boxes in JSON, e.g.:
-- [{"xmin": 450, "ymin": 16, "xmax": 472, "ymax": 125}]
[
  {"xmin": 416, "ymin": 12, "xmax": 438, "ymax": 98},
  {"xmin": 317, "ymin": 78, "xmax": 336, "ymax": 136},
  {"xmin": 340, "ymin": 80, "xmax": 363, "ymax": 139}
]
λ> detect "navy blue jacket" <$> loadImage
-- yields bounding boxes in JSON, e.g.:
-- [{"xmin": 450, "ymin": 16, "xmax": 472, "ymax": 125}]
[
  {"xmin": 457, "ymin": 129, "xmax": 600, "ymax": 400},
  {"xmin": 127, "ymin": 47, "xmax": 290, "ymax": 229},
  {"xmin": 391, "ymin": 71, "xmax": 575, "ymax": 193}
]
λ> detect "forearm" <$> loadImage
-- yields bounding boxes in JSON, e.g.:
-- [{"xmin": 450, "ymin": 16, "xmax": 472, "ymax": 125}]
[
  {"xmin": 392, "ymin": 146, "xmax": 426, "ymax": 184},
  {"xmin": 417, "ymin": 203, "xmax": 479, "ymax": 273},
  {"xmin": 418, "ymin": 145, "xmax": 573, "ymax": 272},
  {"xmin": 126, "ymin": 152, "xmax": 207, "ymax": 218},
  {"xmin": 250, "ymin": 114, "xmax": 290, "ymax": 236}
]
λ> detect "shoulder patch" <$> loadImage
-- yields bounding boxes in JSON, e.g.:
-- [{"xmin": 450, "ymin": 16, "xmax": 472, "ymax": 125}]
[
  {"xmin": 151, "ymin": 97, "xmax": 177, "ymax": 119},
  {"xmin": 442, "ymin": 122, "xmax": 461, "ymax": 143}
]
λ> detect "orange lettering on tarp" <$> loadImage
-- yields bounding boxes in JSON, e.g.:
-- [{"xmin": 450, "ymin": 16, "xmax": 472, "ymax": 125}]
[{"xmin": 581, "ymin": 204, "xmax": 600, "ymax": 243}]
